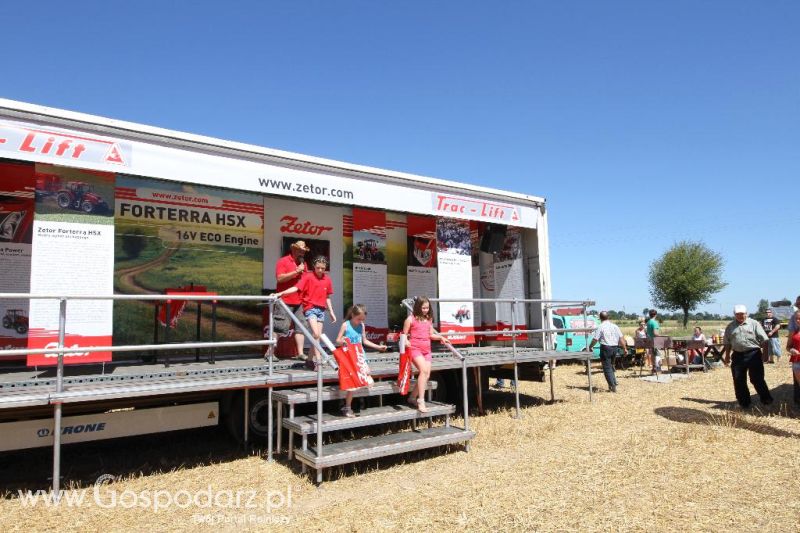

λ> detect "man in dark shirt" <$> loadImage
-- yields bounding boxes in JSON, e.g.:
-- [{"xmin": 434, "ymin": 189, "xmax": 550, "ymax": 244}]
[{"xmin": 761, "ymin": 308, "xmax": 782, "ymax": 363}]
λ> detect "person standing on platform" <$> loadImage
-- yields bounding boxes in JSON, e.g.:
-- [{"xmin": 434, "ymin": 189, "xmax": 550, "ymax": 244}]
[
  {"xmin": 275, "ymin": 240, "xmax": 310, "ymax": 357},
  {"xmin": 761, "ymin": 308, "xmax": 782, "ymax": 363},
  {"xmin": 588, "ymin": 311, "xmax": 628, "ymax": 393},
  {"xmin": 722, "ymin": 304, "xmax": 773, "ymax": 408}
]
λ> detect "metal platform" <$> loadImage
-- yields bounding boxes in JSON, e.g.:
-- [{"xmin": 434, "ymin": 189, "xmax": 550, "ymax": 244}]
[
  {"xmin": 273, "ymin": 380, "xmax": 438, "ymax": 406},
  {"xmin": 0, "ymin": 347, "xmax": 591, "ymax": 409},
  {"xmin": 294, "ymin": 426, "xmax": 476, "ymax": 470},
  {"xmin": 283, "ymin": 402, "xmax": 454, "ymax": 435}
]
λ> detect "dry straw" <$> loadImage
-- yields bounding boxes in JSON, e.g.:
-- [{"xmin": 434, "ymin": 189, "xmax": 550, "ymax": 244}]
[{"xmin": 1, "ymin": 361, "xmax": 798, "ymax": 532}]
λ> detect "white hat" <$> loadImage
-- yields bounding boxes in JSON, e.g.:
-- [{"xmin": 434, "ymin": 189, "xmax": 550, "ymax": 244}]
[{"xmin": 733, "ymin": 304, "xmax": 747, "ymax": 314}]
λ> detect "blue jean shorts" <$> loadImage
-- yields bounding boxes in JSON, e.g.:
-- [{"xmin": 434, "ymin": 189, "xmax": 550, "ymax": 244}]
[{"xmin": 304, "ymin": 306, "xmax": 326, "ymax": 322}]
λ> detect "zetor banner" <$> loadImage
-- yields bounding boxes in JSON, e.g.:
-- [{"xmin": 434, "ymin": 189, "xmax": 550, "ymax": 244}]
[
  {"xmin": 406, "ymin": 215, "xmax": 438, "ymax": 323},
  {"xmin": 352, "ymin": 208, "xmax": 389, "ymax": 343},
  {"xmin": 28, "ymin": 164, "xmax": 116, "ymax": 366},
  {"xmin": 436, "ymin": 218, "xmax": 475, "ymax": 344},
  {"xmin": 0, "ymin": 161, "xmax": 35, "ymax": 355}
]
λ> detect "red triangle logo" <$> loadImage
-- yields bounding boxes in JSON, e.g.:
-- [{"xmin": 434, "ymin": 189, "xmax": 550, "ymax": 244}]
[
  {"xmin": 105, "ymin": 144, "xmax": 125, "ymax": 164},
  {"xmin": 511, "ymin": 209, "xmax": 519, "ymax": 221}
]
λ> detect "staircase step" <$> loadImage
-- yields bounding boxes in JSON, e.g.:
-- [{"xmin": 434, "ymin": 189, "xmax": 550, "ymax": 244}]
[
  {"xmin": 274, "ymin": 380, "xmax": 437, "ymax": 405},
  {"xmin": 283, "ymin": 401, "xmax": 454, "ymax": 434},
  {"xmin": 295, "ymin": 426, "xmax": 475, "ymax": 469}
]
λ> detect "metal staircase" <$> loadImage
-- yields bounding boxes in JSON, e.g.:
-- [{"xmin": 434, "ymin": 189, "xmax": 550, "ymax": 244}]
[{"xmin": 274, "ymin": 379, "xmax": 473, "ymax": 482}]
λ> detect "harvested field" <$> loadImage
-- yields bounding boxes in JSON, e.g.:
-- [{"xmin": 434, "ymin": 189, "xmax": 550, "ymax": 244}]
[{"xmin": 1, "ymin": 361, "xmax": 799, "ymax": 532}]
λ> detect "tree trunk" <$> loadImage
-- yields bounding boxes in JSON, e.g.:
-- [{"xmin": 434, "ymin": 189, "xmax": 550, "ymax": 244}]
[{"xmin": 682, "ymin": 307, "xmax": 689, "ymax": 328}]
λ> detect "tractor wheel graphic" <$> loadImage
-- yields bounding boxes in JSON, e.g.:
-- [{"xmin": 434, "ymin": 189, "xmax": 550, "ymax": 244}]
[{"xmin": 57, "ymin": 193, "xmax": 72, "ymax": 209}]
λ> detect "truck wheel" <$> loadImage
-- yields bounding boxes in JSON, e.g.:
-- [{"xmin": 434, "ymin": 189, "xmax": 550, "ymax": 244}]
[
  {"xmin": 224, "ymin": 389, "xmax": 271, "ymax": 444},
  {"xmin": 81, "ymin": 200, "xmax": 94, "ymax": 213},
  {"xmin": 57, "ymin": 193, "xmax": 71, "ymax": 209}
]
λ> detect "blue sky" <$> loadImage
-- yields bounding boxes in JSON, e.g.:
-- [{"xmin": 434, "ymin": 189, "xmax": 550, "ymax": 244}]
[{"xmin": 3, "ymin": 1, "xmax": 798, "ymax": 314}]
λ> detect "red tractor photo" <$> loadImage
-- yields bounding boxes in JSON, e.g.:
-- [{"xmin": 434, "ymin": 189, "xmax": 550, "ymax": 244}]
[
  {"xmin": 2, "ymin": 309, "xmax": 28, "ymax": 334},
  {"xmin": 56, "ymin": 181, "xmax": 108, "ymax": 214},
  {"xmin": 453, "ymin": 305, "xmax": 471, "ymax": 323}
]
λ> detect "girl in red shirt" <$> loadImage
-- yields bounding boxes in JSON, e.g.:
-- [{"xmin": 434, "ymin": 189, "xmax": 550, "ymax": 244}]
[
  {"xmin": 402, "ymin": 297, "xmax": 450, "ymax": 413},
  {"xmin": 786, "ymin": 310, "xmax": 800, "ymax": 386},
  {"xmin": 276, "ymin": 256, "xmax": 336, "ymax": 369}
]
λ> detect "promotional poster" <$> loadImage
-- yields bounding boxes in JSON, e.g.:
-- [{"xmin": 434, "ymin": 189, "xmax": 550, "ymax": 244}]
[
  {"xmin": 351, "ymin": 208, "xmax": 388, "ymax": 343},
  {"xmin": 114, "ymin": 175, "xmax": 264, "ymax": 356},
  {"xmin": 28, "ymin": 164, "xmax": 116, "ymax": 365},
  {"xmin": 436, "ymin": 218, "xmax": 475, "ymax": 344},
  {"xmin": 494, "ymin": 227, "xmax": 527, "ymax": 340},
  {"xmin": 406, "ymin": 215, "xmax": 438, "ymax": 324},
  {"xmin": 0, "ymin": 160, "xmax": 35, "ymax": 356}
]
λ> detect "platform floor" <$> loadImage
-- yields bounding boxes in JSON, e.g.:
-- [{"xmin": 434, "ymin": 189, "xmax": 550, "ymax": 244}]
[{"xmin": 0, "ymin": 347, "xmax": 592, "ymax": 409}]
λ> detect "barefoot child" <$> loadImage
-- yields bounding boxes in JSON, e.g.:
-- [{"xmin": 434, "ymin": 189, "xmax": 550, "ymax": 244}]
[
  {"xmin": 402, "ymin": 297, "xmax": 450, "ymax": 413},
  {"xmin": 335, "ymin": 304, "xmax": 388, "ymax": 417},
  {"xmin": 275, "ymin": 256, "xmax": 336, "ymax": 369}
]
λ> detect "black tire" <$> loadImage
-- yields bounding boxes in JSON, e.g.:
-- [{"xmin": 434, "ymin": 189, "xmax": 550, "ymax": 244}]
[
  {"xmin": 224, "ymin": 389, "xmax": 271, "ymax": 444},
  {"xmin": 57, "ymin": 193, "xmax": 72, "ymax": 209},
  {"xmin": 15, "ymin": 324, "xmax": 27, "ymax": 334},
  {"xmin": 81, "ymin": 200, "xmax": 94, "ymax": 213},
  {"xmin": 2, "ymin": 317, "xmax": 10, "ymax": 328}
]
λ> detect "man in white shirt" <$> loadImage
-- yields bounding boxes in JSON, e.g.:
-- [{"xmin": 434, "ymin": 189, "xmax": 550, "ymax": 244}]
[{"xmin": 588, "ymin": 311, "xmax": 628, "ymax": 393}]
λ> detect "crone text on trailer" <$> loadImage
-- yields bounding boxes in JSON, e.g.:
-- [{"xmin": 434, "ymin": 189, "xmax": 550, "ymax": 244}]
[{"xmin": 0, "ymin": 121, "xmax": 132, "ymax": 167}]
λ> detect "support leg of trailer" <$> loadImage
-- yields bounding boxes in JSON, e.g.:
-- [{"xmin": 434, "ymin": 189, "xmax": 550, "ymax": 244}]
[
  {"xmin": 549, "ymin": 360, "xmax": 555, "ymax": 402},
  {"xmin": 243, "ymin": 389, "xmax": 250, "ymax": 451},
  {"xmin": 267, "ymin": 387, "xmax": 273, "ymax": 462},
  {"xmin": 276, "ymin": 402, "xmax": 282, "ymax": 455},
  {"xmin": 513, "ymin": 362, "xmax": 521, "ymax": 418},
  {"xmin": 52, "ymin": 403, "xmax": 62, "ymax": 498}
]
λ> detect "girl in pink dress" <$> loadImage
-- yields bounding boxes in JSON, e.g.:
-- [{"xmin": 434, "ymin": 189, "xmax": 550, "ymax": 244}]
[{"xmin": 402, "ymin": 297, "xmax": 450, "ymax": 412}]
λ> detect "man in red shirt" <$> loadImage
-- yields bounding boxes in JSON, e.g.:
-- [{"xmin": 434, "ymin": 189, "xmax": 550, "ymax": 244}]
[{"xmin": 275, "ymin": 240, "xmax": 310, "ymax": 355}]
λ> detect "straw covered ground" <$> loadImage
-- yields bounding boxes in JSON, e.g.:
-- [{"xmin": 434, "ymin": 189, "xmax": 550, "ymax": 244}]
[{"xmin": 2, "ymin": 360, "xmax": 799, "ymax": 532}]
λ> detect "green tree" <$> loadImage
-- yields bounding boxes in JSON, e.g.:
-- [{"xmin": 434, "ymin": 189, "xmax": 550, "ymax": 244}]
[
  {"xmin": 754, "ymin": 298, "xmax": 769, "ymax": 321},
  {"xmin": 648, "ymin": 241, "xmax": 727, "ymax": 327}
]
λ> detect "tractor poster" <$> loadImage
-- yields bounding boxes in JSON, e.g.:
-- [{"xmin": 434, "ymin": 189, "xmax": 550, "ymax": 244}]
[
  {"xmin": 385, "ymin": 213, "xmax": 407, "ymax": 332},
  {"xmin": 28, "ymin": 164, "xmax": 116, "ymax": 365},
  {"xmin": 406, "ymin": 215, "xmax": 438, "ymax": 324},
  {"xmin": 351, "ymin": 208, "xmax": 388, "ymax": 343},
  {"xmin": 494, "ymin": 227, "xmax": 527, "ymax": 341},
  {"xmin": 436, "ymin": 218, "xmax": 475, "ymax": 344},
  {"xmin": 262, "ymin": 197, "xmax": 347, "ymax": 343},
  {"xmin": 114, "ymin": 176, "xmax": 264, "ymax": 356},
  {"xmin": 0, "ymin": 160, "xmax": 35, "ymax": 355}
]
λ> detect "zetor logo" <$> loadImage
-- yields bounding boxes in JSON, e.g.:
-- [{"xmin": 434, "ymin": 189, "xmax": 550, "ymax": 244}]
[{"xmin": 279, "ymin": 215, "xmax": 332, "ymax": 236}]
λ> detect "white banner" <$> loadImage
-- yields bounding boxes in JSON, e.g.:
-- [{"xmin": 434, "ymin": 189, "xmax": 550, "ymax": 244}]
[
  {"xmin": 0, "ymin": 118, "xmax": 539, "ymax": 229},
  {"xmin": 29, "ymin": 220, "xmax": 115, "ymax": 365},
  {"xmin": 0, "ymin": 402, "xmax": 218, "ymax": 452},
  {"xmin": 436, "ymin": 218, "xmax": 475, "ymax": 344},
  {"xmin": 494, "ymin": 228, "xmax": 527, "ymax": 339}
]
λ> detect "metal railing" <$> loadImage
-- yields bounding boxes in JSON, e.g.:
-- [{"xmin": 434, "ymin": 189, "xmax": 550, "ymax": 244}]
[
  {"xmin": 0, "ymin": 292, "xmax": 282, "ymax": 498},
  {"xmin": 403, "ymin": 297, "xmax": 597, "ymax": 417}
]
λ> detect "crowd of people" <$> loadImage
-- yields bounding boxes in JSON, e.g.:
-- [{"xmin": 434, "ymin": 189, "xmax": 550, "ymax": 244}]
[{"xmin": 587, "ymin": 298, "xmax": 800, "ymax": 408}]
